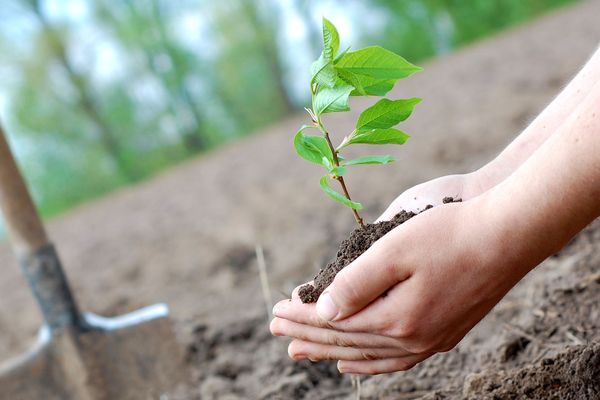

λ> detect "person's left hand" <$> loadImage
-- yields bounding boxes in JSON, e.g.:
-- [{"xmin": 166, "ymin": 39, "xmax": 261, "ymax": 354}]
[{"xmin": 270, "ymin": 194, "xmax": 539, "ymax": 374}]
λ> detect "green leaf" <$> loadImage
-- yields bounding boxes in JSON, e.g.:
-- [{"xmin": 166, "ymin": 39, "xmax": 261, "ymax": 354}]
[
  {"xmin": 336, "ymin": 46, "xmax": 422, "ymax": 80},
  {"xmin": 319, "ymin": 176, "xmax": 362, "ymax": 209},
  {"xmin": 311, "ymin": 55, "xmax": 337, "ymax": 88},
  {"xmin": 294, "ymin": 127, "xmax": 334, "ymax": 166},
  {"xmin": 342, "ymin": 155, "xmax": 395, "ymax": 166},
  {"xmin": 322, "ymin": 18, "xmax": 340, "ymax": 61},
  {"xmin": 334, "ymin": 166, "xmax": 346, "ymax": 176},
  {"xmin": 356, "ymin": 98, "xmax": 421, "ymax": 131},
  {"xmin": 334, "ymin": 46, "xmax": 351, "ymax": 64},
  {"xmin": 309, "ymin": 18, "xmax": 341, "ymax": 88},
  {"xmin": 345, "ymin": 128, "xmax": 410, "ymax": 147},
  {"xmin": 337, "ymin": 69, "xmax": 396, "ymax": 97},
  {"xmin": 330, "ymin": 165, "xmax": 346, "ymax": 177},
  {"xmin": 321, "ymin": 155, "xmax": 346, "ymax": 177},
  {"xmin": 313, "ymin": 82, "xmax": 354, "ymax": 115},
  {"xmin": 355, "ymin": 79, "xmax": 396, "ymax": 96}
]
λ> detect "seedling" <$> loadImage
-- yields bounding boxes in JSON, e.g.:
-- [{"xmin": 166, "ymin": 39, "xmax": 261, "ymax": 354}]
[{"xmin": 295, "ymin": 18, "xmax": 422, "ymax": 228}]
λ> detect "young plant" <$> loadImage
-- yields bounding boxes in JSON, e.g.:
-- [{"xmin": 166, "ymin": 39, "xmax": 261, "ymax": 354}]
[{"xmin": 294, "ymin": 18, "xmax": 422, "ymax": 228}]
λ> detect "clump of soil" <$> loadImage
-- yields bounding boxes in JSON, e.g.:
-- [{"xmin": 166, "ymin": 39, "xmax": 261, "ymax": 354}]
[
  {"xmin": 299, "ymin": 197, "xmax": 460, "ymax": 303},
  {"xmin": 462, "ymin": 344, "xmax": 600, "ymax": 399}
]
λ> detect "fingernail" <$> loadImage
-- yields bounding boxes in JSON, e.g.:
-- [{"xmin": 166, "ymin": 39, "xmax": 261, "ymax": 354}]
[
  {"xmin": 272, "ymin": 302, "xmax": 283, "ymax": 316},
  {"xmin": 316, "ymin": 291, "xmax": 339, "ymax": 321},
  {"xmin": 337, "ymin": 362, "xmax": 351, "ymax": 374}
]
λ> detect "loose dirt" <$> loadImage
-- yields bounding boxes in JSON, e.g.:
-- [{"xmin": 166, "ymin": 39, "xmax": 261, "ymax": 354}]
[
  {"xmin": 299, "ymin": 198, "xmax": 459, "ymax": 303},
  {"xmin": 1, "ymin": 1, "xmax": 600, "ymax": 399},
  {"xmin": 299, "ymin": 210, "xmax": 417, "ymax": 303}
]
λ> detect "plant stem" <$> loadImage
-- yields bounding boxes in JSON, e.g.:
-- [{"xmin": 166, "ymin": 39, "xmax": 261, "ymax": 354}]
[
  {"xmin": 336, "ymin": 176, "xmax": 364, "ymax": 228},
  {"xmin": 319, "ymin": 122, "xmax": 365, "ymax": 229}
]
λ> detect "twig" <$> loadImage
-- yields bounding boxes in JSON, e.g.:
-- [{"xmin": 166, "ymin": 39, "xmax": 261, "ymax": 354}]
[
  {"xmin": 576, "ymin": 271, "xmax": 600, "ymax": 290},
  {"xmin": 565, "ymin": 330, "xmax": 585, "ymax": 345},
  {"xmin": 532, "ymin": 347, "xmax": 551, "ymax": 365},
  {"xmin": 255, "ymin": 244, "xmax": 273, "ymax": 322},
  {"xmin": 394, "ymin": 392, "xmax": 436, "ymax": 400},
  {"xmin": 502, "ymin": 323, "xmax": 562, "ymax": 349},
  {"xmin": 502, "ymin": 323, "xmax": 544, "ymax": 345},
  {"xmin": 351, "ymin": 375, "xmax": 361, "ymax": 400}
]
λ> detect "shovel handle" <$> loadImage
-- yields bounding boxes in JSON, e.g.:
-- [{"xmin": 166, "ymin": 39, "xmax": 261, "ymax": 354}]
[
  {"xmin": 0, "ymin": 124, "xmax": 49, "ymax": 255},
  {"xmin": 0, "ymin": 124, "xmax": 81, "ymax": 330}
]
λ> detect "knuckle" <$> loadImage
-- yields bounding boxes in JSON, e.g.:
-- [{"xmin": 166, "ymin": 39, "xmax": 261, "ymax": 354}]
[
  {"xmin": 321, "ymin": 319, "xmax": 338, "ymax": 331},
  {"xmin": 381, "ymin": 259, "xmax": 399, "ymax": 280},
  {"xmin": 325, "ymin": 349, "xmax": 337, "ymax": 360},
  {"xmin": 389, "ymin": 320, "xmax": 417, "ymax": 339},
  {"xmin": 313, "ymin": 348, "xmax": 335, "ymax": 361},
  {"xmin": 333, "ymin": 272, "xmax": 362, "ymax": 309},
  {"xmin": 406, "ymin": 339, "xmax": 435, "ymax": 354},
  {"xmin": 359, "ymin": 349, "xmax": 379, "ymax": 361},
  {"xmin": 333, "ymin": 334, "xmax": 355, "ymax": 348}
]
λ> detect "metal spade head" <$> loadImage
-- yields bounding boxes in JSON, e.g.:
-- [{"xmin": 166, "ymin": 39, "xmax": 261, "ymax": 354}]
[{"xmin": 0, "ymin": 125, "xmax": 185, "ymax": 399}]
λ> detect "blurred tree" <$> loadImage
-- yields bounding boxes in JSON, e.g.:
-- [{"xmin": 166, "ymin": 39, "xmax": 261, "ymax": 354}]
[
  {"xmin": 22, "ymin": 0, "xmax": 140, "ymax": 181},
  {"xmin": 95, "ymin": 0, "xmax": 212, "ymax": 153},
  {"xmin": 240, "ymin": 0, "xmax": 295, "ymax": 113},
  {"xmin": 292, "ymin": 0, "xmax": 322, "ymax": 58},
  {"xmin": 208, "ymin": 1, "xmax": 291, "ymax": 129},
  {"xmin": 373, "ymin": 0, "xmax": 579, "ymax": 56},
  {"xmin": 368, "ymin": 0, "xmax": 439, "ymax": 61}
]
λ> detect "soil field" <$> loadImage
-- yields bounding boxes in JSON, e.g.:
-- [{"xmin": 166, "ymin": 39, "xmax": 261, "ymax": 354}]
[{"xmin": 1, "ymin": 1, "xmax": 600, "ymax": 399}]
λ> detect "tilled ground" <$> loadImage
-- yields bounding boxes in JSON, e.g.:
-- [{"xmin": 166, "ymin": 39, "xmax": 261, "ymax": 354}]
[
  {"xmin": 181, "ymin": 221, "xmax": 600, "ymax": 399},
  {"xmin": 1, "ymin": 1, "xmax": 600, "ymax": 399}
]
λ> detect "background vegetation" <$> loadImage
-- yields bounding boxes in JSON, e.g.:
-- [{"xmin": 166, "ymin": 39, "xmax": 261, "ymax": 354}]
[{"xmin": 0, "ymin": 0, "xmax": 580, "ymax": 219}]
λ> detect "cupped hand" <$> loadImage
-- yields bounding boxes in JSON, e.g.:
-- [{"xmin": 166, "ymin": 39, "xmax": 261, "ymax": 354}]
[
  {"xmin": 376, "ymin": 172, "xmax": 485, "ymax": 221},
  {"xmin": 271, "ymin": 194, "xmax": 539, "ymax": 374}
]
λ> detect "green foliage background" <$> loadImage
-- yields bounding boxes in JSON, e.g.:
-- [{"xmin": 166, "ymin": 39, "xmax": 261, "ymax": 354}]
[{"xmin": 0, "ymin": 0, "xmax": 580, "ymax": 219}]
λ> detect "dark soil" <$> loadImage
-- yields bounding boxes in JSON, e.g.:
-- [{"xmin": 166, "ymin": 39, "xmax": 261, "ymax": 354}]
[
  {"xmin": 299, "ymin": 197, "xmax": 460, "ymax": 303},
  {"xmin": 462, "ymin": 344, "xmax": 600, "ymax": 399}
]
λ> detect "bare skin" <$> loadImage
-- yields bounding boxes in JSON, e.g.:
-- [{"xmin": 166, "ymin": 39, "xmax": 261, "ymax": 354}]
[{"xmin": 271, "ymin": 46, "xmax": 600, "ymax": 374}]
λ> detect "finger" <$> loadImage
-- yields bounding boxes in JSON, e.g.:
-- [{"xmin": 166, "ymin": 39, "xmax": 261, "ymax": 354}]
[
  {"xmin": 273, "ymin": 297, "xmax": 385, "ymax": 333},
  {"xmin": 275, "ymin": 273, "xmax": 422, "ymax": 336},
  {"xmin": 337, "ymin": 353, "xmax": 433, "ymax": 375},
  {"xmin": 270, "ymin": 317, "xmax": 403, "ymax": 348},
  {"xmin": 292, "ymin": 281, "xmax": 313, "ymax": 299},
  {"xmin": 288, "ymin": 339, "xmax": 413, "ymax": 362},
  {"xmin": 316, "ymin": 229, "xmax": 412, "ymax": 322}
]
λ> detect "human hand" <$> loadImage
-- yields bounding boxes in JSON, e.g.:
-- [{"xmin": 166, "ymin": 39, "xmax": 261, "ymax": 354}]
[
  {"xmin": 271, "ymin": 194, "xmax": 540, "ymax": 374},
  {"xmin": 376, "ymin": 172, "xmax": 485, "ymax": 221},
  {"xmin": 271, "ymin": 47, "xmax": 600, "ymax": 375}
]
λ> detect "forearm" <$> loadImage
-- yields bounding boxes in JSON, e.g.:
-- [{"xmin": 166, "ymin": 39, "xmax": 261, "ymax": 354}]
[
  {"xmin": 476, "ymin": 45, "xmax": 600, "ymax": 191},
  {"xmin": 484, "ymin": 80, "xmax": 600, "ymax": 272}
]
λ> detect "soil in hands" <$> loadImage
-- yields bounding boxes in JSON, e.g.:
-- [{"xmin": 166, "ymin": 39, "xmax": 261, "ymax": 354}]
[{"xmin": 299, "ymin": 197, "xmax": 460, "ymax": 303}]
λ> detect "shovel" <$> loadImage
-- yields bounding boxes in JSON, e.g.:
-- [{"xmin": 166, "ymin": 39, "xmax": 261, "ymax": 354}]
[{"xmin": 0, "ymin": 124, "xmax": 184, "ymax": 399}]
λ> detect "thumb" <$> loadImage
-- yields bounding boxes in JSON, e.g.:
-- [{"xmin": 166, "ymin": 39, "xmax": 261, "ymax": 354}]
[{"xmin": 316, "ymin": 235, "xmax": 408, "ymax": 322}]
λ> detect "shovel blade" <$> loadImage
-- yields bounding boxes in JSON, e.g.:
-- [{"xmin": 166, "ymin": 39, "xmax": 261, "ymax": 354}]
[{"xmin": 0, "ymin": 304, "xmax": 185, "ymax": 400}]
